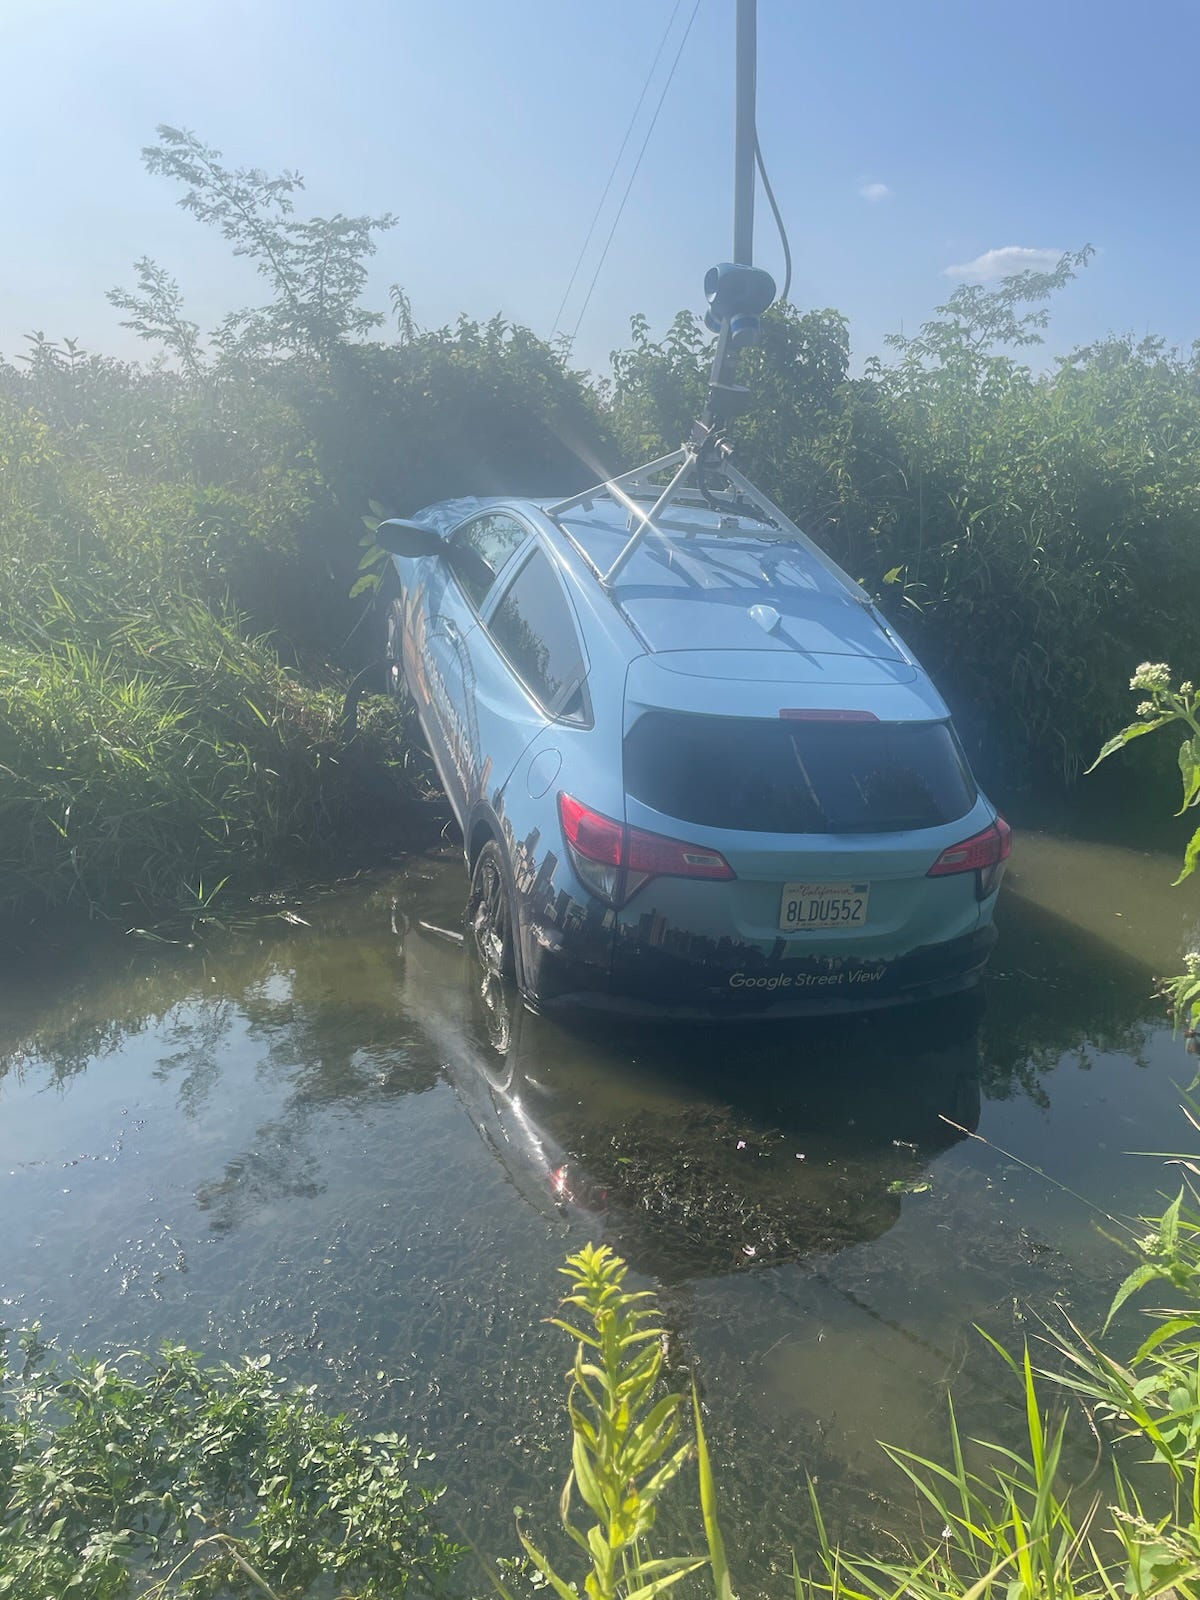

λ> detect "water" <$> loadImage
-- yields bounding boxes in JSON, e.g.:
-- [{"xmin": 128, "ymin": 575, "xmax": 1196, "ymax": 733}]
[{"xmin": 1, "ymin": 830, "xmax": 1197, "ymax": 1586}]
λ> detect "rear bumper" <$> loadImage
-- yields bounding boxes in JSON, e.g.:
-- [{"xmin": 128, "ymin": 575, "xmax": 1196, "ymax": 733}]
[{"xmin": 529, "ymin": 923, "xmax": 998, "ymax": 1022}]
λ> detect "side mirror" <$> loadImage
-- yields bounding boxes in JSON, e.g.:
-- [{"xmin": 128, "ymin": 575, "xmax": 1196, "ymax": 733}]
[{"xmin": 376, "ymin": 519, "xmax": 444, "ymax": 558}]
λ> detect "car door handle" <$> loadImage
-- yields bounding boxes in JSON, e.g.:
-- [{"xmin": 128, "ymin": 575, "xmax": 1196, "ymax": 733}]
[{"xmin": 437, "ymin": 616, "xmax": 462, "ymax": 642}]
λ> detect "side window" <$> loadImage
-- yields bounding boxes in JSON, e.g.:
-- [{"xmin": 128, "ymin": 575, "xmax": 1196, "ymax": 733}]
[
  {"xmin": 446, "ymin": 514, "xmax": 528, "ymax": 611},
  {"xmin": 488, "ymin": 548, "xmax": 588, "ymax": 720}
]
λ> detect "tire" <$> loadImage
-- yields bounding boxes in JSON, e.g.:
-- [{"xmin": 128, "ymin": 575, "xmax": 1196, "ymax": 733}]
[
  {"xmin": 467, "ymin": 840, "xmax": 517, "ymax": 983},
  {"xmin": 382, "ymin": 592, "xmax": 436, "ymax": 776},
  {"xmin": 476, "ymin": 967, "xmax": 517, "ymax": 1059},
  {"xmin": 383, "ymin": 594, "xmax": 410, "ymax": 707}
]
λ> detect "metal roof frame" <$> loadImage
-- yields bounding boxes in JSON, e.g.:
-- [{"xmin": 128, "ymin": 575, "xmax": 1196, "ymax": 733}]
[{"xmin": 544, "ymin": 446, "xmax": 870, "ymax": 608}]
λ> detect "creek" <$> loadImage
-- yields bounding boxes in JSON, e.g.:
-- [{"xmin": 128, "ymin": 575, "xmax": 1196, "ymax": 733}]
[{"xmin": 1, "ymin": 826, "xmax": 1197, "ymax": 1582}]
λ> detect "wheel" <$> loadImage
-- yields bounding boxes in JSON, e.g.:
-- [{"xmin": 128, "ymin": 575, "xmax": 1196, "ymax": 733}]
[
  {"xmin": 476, "ymin": 967, "xmax": 517, "ymax": 1058},
  {"xmin": 381, "ymin": 591, "xmax": 436, "ymax": 778},
  {"xmin": 383, "ymin": 594, "xmax": 410, "ymax": 707},
  {"xmin": 467, "ymin": 841, "xmax": 517, "ymax": 983}
]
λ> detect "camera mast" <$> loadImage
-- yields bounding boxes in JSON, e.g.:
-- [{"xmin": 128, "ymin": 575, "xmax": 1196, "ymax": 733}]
[
  {"xmin": 546, "ymin": 0, "xmax": 783, "ymax": 588},
  {"xmin": 733, "ymin": 0, "xmax": 757, "ymax": 269}
]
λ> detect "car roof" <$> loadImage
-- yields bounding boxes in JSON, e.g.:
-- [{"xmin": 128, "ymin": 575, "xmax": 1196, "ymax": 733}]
[
  {"xmin": 412, "ymin": 493, "xmax": 932, "ymax": 701},
  {"xmin": 541, "ymin": 496, "xmax": 902, "ymax": 661}
]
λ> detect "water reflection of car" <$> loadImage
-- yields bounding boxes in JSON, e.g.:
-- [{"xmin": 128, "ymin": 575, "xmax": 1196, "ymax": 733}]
[
  {"xmin": 397, "ymin": 906, "xmax": 983, "ymax": 1285},
  {"xmin": 378, "ymin": 481, "xmax": 1009, "ymax": 1020}
]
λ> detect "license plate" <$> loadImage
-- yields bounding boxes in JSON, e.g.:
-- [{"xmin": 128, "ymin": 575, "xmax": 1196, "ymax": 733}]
[{"xmin": 780, "ymin": 881, "xmax": 870, "ymax": 931}]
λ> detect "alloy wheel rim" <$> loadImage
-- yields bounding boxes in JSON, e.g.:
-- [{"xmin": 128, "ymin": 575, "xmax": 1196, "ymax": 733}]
[{"xmin": 472, "ymin": 858, "xmax": 506, "ymax": 974}]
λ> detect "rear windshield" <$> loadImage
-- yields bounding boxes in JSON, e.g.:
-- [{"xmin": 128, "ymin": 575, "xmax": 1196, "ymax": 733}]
[{"xmin": 624, "ymin": 712, "xmax": 976, "ymax": 834}]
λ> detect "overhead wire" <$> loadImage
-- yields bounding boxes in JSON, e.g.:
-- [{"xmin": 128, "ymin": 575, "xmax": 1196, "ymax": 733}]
[
  {"xmin": 754, "ymin": 133, "xmax": 792, "ymax": 303},
  {"xmin": 549, "ymin": 0, "xmax": 686, "ymax": 342},
  {"xmin": 569, "ymin": 0, "xmax": 704, "ymax": 347}
]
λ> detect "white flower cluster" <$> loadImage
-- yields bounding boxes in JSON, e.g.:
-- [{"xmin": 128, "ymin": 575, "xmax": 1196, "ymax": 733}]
[
  {"xmin": 1184, "ymin": 951, "xmax": 1200, "ymax": 978},
  {"xmin": 1130, "ymin": 662, "xmax": 1172, "ymax": 693}
]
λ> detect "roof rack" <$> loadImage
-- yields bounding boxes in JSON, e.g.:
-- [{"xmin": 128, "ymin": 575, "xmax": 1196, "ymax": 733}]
[
  {"xmin": 544, "ymin": 442, "xmax": 870, "ymax": 608},
  {"xmin": 543, "ymin": 138, "xmax": 867, "ymax": 608}
]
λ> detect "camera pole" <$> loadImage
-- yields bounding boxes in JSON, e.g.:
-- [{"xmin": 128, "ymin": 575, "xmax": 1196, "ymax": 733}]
[
  {"xmin": 696, "ymin": 0, "xmax": 771, "ymax": 430},
  {"xmin": 547, "ymin": 0, "xmax": 779, "ymax": 584},
  {"xmin": 733, "ymin": 0, "xmax": 756, "ymax": 266}
]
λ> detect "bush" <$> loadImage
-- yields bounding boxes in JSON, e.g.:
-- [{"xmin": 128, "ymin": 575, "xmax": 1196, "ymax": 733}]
[{"xmin": 0, "ymin": 1332, "xmax": 460, "ymax": 1599}]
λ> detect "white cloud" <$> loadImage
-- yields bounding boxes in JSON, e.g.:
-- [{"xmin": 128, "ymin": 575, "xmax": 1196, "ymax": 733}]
[
  {"xmin": 943, "ymin": 246, "xmax": 1063, "ymax": 282},
  {"xmin": 858, "ymin": 181, "xmax": 892, "ymax": 202}
]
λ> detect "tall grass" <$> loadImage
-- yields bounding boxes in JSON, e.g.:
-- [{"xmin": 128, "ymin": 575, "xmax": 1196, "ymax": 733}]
[
  {"xmin": 531, "ymin": 1182, "xmax": 1200, "ymax": 1600},
  {"xmin": 0, "ymin": 281, "xmax": 617, "ymax": 934},
  {"xmin": 0, "ymin": 377, "xmax": 412, "ymax": 931},
  {"xmin": 0, "ymin": 596, "xmax": 396, "ymax": 922}
]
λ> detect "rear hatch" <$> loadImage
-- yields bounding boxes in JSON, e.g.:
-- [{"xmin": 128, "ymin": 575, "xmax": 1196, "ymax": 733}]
[{"xmin": 612, "ymin": 652, "xmax": 993, "ymax": 1007}]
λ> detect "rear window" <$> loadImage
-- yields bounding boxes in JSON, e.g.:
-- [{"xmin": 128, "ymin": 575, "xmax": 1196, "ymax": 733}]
[{"xmin": 624, "ymin": 712, "xmax": 976, "ymax": 834}]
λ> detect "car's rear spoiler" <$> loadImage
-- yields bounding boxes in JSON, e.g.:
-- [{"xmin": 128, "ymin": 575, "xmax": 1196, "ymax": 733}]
[{"xmin": 623, "ymin": 651, "xmax": 950, "ymax": 731}]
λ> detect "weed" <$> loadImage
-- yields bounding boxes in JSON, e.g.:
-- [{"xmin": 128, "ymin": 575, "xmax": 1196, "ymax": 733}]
[{"xmin": 0, "ymin": 1333, "xmax": 460, "ymax": 1599}]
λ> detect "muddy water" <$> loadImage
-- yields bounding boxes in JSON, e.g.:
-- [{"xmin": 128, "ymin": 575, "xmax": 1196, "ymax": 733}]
[{"xmin": 1, "ymin": 830, "xmax": 1197, "ymax": 1585}]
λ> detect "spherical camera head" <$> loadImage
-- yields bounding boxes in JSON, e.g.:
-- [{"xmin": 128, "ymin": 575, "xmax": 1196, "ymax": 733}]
[{"xmin": 703, "ymin": 262, "xmax": 776, "ymax": 348}]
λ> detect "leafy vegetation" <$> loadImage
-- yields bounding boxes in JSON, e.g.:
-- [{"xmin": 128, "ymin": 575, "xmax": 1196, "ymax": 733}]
[
  {"xmin": 517, "ymin": 1243, "xmax": 707, "ymax": 1600},
  {"xmin": 0, "ymin": 130, "xmax": 610, "ymax": 934},
  {"xmin": 1089, "ymin": 662, "xmax": 1200, "ymax": 886},
  {"xmin": 0, "ymin": 1331, "xmax": 459, "ymax": 1599},
  {"xmin": 1089, "ymin": 660, "xmax": 1200, "ymax": 1041},
  {"xmin": 1, "ymin": 364, "xmax": 318, "ymax": 926}
]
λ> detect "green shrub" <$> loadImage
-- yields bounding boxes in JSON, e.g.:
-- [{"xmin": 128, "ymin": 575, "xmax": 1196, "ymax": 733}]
[
  {"xmin": 0, "ymin": 1332, "xmax": 460, "ymax": 1599},
  {"xmin": 610, "ymin": 256, "xmax": 1200, "ymax": 782}
]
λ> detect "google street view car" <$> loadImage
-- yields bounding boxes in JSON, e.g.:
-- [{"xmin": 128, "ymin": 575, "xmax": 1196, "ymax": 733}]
[{"xmin": 377, "ymin": 268, "xmax": 1008, "ymax": 1019}]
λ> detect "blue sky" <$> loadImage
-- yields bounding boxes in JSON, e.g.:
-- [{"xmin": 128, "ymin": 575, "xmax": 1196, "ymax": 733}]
[{"xmin": 3, "ymin": 0, "xmax": 1197, "ymax": 377}]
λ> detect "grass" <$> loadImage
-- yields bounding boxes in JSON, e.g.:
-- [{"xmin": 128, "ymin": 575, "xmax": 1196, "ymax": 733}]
[
  {"xmin": 0, "ymin": 601, "xmax": 419, "ymax": 928},
  {"xmin": 0, "ymin": 376, "xmax": 425, "ymax": 937},
  {"xmin": 0, "ymin": 589, "xmax": 415, "ymax": 930}
]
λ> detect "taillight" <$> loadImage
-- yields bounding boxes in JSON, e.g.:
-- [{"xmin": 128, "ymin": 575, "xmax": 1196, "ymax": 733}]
[
  {"xmin": 927, "ymin": 816, "xmax": 1011, "ymax": 898},
  {"xmin": 558, "ymin": 793, "xmax": 734, "ymax": 907},
  {"xmin": 558, "ymin": 793, "xmax": 624, "ymax": 868}
]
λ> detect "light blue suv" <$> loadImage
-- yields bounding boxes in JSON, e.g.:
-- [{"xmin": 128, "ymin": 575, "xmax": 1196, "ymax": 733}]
[{"xmin": 378, "ymin": 461, "xmax": 1009, "ymax": 1019}]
